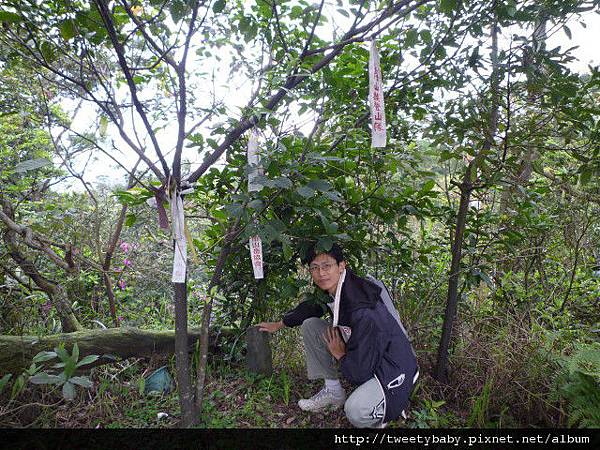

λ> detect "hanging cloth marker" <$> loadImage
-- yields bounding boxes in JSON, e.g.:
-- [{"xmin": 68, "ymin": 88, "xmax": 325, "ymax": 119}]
[
  {"xmin": 171, "ymin": 190, "xmax": 187, "ymax": 283},
  {"xmin": 369, "ymin": 39, "xmax": 387, "ymax": 148},
  {"xmin": 247, "ymin": 129, "xmax": 264, "ymax": 279},
  {"xmin": 249, "ymin": 235, "xmax": 264, "ymax": 279},
  {"xmin": 247, "ymin": 128, "xmax": 262, "ymax": 193}
]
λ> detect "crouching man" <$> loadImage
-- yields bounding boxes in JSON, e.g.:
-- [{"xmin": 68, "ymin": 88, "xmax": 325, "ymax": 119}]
[{"xmin": 257, "ymin": 243, "xmax": 418, "ymax": 428}]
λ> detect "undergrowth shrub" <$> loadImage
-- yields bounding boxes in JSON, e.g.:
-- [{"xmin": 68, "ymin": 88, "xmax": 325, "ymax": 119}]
[
  {"xmin": 449, "ymin": 305, "xmax": 562, "ymax": 427},
  {"xmin": 546, "ymin": 337, "xmax": 600, "ymax": 428}
]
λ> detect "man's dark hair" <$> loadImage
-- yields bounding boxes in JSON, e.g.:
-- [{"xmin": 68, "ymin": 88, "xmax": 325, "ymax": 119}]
[{"xmin": 302, "ymin": 242, "xmax": 345, "ymax": 265}]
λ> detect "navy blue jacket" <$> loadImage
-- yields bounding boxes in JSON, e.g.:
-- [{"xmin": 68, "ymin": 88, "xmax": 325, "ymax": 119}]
[{"xmin": 282, "ymin": 269, "xmax": 418, "ymax": 422}]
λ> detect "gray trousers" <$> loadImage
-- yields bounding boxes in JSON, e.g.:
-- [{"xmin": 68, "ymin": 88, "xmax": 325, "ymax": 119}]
[{"xmin": 301, "ymin": 317, "xmax": 385, "ymax": 428}]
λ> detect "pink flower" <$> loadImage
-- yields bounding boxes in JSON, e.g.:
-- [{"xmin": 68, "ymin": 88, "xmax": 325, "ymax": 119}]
[
  {"xmin": 123, "ymin": 258, "xmax": 132, "ymax": 267},
  {"xmin": 114, "ymin": 267, "xmax": 122, "ymax": 273},
  {"xmin": 119, "ymin": 242, "xmax": 131, "ymax": 253},
  {"xmin": 117, "ymin": 279, "xmax": 126, "ymax": 290}
]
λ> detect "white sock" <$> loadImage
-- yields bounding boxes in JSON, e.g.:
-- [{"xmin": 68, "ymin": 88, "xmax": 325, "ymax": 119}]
[{"xmin": 325, "ymin": 379, "xmax": 343, "ymax": 392}]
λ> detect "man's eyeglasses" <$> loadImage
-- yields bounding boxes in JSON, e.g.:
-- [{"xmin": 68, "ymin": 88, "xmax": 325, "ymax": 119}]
[{"xmin": 308, "ymin": 262, "xmax": 337, "ymax": 274}]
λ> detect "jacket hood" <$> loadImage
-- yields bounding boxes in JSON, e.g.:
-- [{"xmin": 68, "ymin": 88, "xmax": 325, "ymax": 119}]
[{"xmin": 339, "ymin": 269, "xmax": 382, "ymax": 315}]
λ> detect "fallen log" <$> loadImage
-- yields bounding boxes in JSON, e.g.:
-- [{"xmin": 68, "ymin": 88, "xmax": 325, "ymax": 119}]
[{"xmin": 0, "ymin": 327, "xmax": 230, "ymax": 374}]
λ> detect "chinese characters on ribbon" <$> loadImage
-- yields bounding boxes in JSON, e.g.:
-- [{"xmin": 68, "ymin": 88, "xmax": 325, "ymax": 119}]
[
  {"xmin": 249, "ymin": 235, "xmax": 264, "ymax": 279},
  {"xmin": 247, "ymin": 129, "xmax": 264, "ymax": 279},
  {"xmin": 369, "ymin": 40, "xmax": 387, "ymax": 148}
]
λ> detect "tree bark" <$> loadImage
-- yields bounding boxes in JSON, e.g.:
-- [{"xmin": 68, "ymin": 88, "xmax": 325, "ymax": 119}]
[
  {"xmin": 0, "ymin": 327, "xmax": 224, "ymax": 374},
  {"xmin": 2, "ymin": 229, "xmax": 82, "ymax": 333},
  {"xmin": 434, "ymin": 169, "xmax": 473, "ymax": 382},
  {"xmin": 434, "ymin": 17, "xmax": 501, "ymax": 382},
  {"xmin": 174, "ymin": 281, "xmax": 196, "ymax": 427},
  {"xmin": 195, "ymin": 240, "xmax": 233, "ymax": 413},
  {"xmin": 101, "ymin": 204, "xmax": 127, "ymax": 328}
]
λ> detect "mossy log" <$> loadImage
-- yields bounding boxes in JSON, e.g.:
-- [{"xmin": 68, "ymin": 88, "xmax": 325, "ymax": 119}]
[{"xmin": 0, "ymin": 327, "xmax": 231, "ymax": 374}]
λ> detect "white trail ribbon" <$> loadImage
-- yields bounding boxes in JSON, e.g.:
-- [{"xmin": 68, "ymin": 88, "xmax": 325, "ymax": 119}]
[
  {"xmin": 369, "ymin": 40, "xmax": 387, "ymax": 148},
  {"xmin": 171, "ymin": 191, "xmax": 187, "ymax": 283},
  {"xmin": 247, "ymin": 129, "xmax": 262, "ymax": 192},
  {"xmin": 249, "ymin": 235, "xmax": 264, "ymax": 279},
  {"xmin": 248, "ymin": 129, "xmax": 264, "ymax": 279}
]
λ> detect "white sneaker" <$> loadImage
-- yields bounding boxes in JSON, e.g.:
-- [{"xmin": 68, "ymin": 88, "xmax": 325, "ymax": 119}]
[{"xmin": 298, "ymin": 387, "xmax": 346, "ymax": 412}]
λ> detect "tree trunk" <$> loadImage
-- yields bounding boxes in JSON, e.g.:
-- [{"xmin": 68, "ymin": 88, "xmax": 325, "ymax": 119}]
[
  {"xmin": 101, "ymin": 204, "xmax": 128, "ymax": 328},
  {"xmin": 195, "ymin": 240, "xmax": 233, "ymax": 413},
  {"xmin": 0, "ymin": 327, "xmax": 224, "ymax": 374},
  {"xmin": 434, "ymin": 169, "xmax": 473, "ymax": 382},
  {"xmin": 434, "ymin": 18, "xmax": 501, "ymax": 382},
  {"xmin": 174, "ymin": 281, "xmax": 196, "ymax": 426},
  {"xmin": 3, "ymin": 229, "xmax": 83, "ymax": 333}
]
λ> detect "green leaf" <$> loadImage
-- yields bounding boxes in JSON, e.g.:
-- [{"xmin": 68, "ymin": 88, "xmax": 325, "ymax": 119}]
[
  {"xmin": 296, "ymin": 185, "xmax": 315, "ymax": 198},
  {"xmin": 40, "ymin": 41, "xmax": 55, "ymax": 62},
  {"xmin": 272, "ymin": 176, "xmax": 292, "ymax": 189},
  {"xmin": 439, "ymin": 0, "xmax": 458, "ymax": 15},
  {"xmin": 468, "ymin": 47, "xmax": 479, "ymax": 68},
  {"xmin": 420, "ymin": 29, "xmax": 432, "ymax": 45},
  {"xmin": 224, "ymin": 202, "xmax": 244, "ymax": 218},
  {"xmin": 323, "ymin": 191, "xmax": 343, "ymax": 202},
  {"xmin": 211, "ymin": 208, "xmax": 227, "ymax": 221},
  {"xmin": 62, "ymin": 381, "xmax": 76, "ymax": 400},
  {"xmin": 248, "ymin": 199, "xmax": 264, "ymax": 210},
  {"xmin": 125, "ymin": 213, "xmax": 137, "ymax": 227},
  {"xmin": 257, "ymin": 1, "xmax": 272, "ymax": 19},
  {"xmin": 307, "ymin": 179, "xmax": 331, "ymax": 192},
  {"xmin": 213, "ymin": 0, "xmax": 226, "ymax": 13},
  {"xmin": 69, "ymin": 376, "xmax": 92, "ymax": 388},
  {"xmin": 0, "ymin": 11, "xmax": 22, "ymax": 23},
  {"xmin": 0, "ymin": 374, "xmax": 12, "ymax": 395},
  {"xmin": 99, "ymin": 115, "xmax": 109, "ymax": 136},
  {"xmin": 72, "ymin": 343, "xmax": 79, "ymax": 363},
  {"xmin": 54, "ymin": 344, "xmax": 69, "ymax": 362},
  {"xmin": 405, "ymin": 29, "xmax": 418, "ymax": 47},
  {"xmin": 169, "ymin": 0, "xmax": 186, "ymax": 23},
  {"xmin": 32, "ymin": 351, "xmax": 57, "ymax": 364},
  {"xmin": 421, "ymin": 179, "xmax": 435, "ymax": 193},
  {"xmin": 29, "ymin": 373, "xmax": 63, "ymax": 385},
  {"xmin": 316, "ymin": 236, "xmax": 333, "ymax": 252},
  {"xmin": 206, "ymin": 138, "xmax": 218, "ymax": 149},
  {"xmin": 15, "ymin": 158, "xmax": 52, "ymax": 173},
  {"xmin": 434, "ymin": 46, "xmax": 446, "ymax": 60},
  {"xmin": 12, "ymin": 375, "xmax": 25, "ymax": 399},
  {"xmin": 290, "ymin": 6, "xmax": 303, "ymax": 19},
  {"xmin": 76, "ymin": 354, "xmax": 99, "ymax": 368},
  {"xmin": 282, "ymin": 240, "xmax": 293, "ymax": 260},
  {"xmin": 478, "ymin": 271, "xmax": 494, "ymax": 289},
  {"xmin": 325, "ymin": 220, "xmax": 339, "ymax": 235},
  {"xmin": 244, "ymin": 23, "xmax": 258, "ymax": 42},
  {"xmin": 60, "ymin": 19, "xmax": 77, "ymax": 41},
  {"xmin": 580, "ymin": 166, "xmax": 592, "ymax": 185},
  {"xmin": 563, "ymin": 25, "xmax": 572, "ymax": 40}
]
